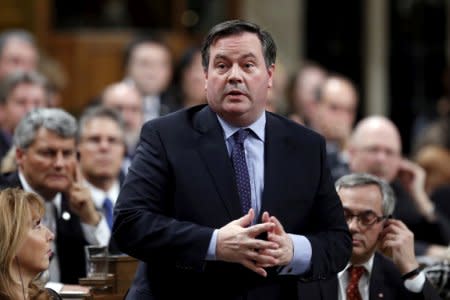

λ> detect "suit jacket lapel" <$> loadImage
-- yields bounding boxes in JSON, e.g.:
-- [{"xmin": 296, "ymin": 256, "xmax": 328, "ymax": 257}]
[
  {"xmin": 369, "ymin": 254, "xmax": 390, "ymax": 300},
  {"xmin": 194, "ymin": 106, "xmax": 242, "ymax": 220},
  {"xmin": 260, "ymin": 113, "xmax": 295, "ymax": 220}
]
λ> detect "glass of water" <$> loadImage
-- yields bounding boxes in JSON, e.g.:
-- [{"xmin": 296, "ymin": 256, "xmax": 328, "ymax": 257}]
[{"xmin": 84, "ymin": 245, "xmax": 108, "ymax": 279}]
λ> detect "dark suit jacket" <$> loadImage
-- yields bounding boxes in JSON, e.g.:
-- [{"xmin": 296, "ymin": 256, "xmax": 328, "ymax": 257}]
[
  {"xmin": 299, "ymin": 253, "xmax": 441, "ymax": 300},
  {"xmin": 113, "ymin": 105, "xmax": 352, "ymax": 300},
  {"xmin": 391, "ymin": 181, "xmax": 450, "ymax": 255},
  {"xmin": 0, "ymin": 130, "xmax": 12, "ymax": 161},
  {"xmin": 5, "ymin": 172, "xmax": 88, "ymax": 284}
]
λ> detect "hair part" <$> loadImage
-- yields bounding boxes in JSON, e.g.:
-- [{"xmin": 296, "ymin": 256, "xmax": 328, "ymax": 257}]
[
  {"xmin": 201, "ymin": 19, "xmax": 277, "ymax": 70},
  {"xmin": 13, "ymin": 108, "xmax": 77, "ymax": 149},
  {"xmin": 335, "ymin": 173, "xmax": 396, "ymax": 216}
]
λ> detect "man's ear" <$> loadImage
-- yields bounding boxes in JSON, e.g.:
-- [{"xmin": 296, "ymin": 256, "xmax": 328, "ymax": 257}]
[
  {"xmin": 267, "ymin": 64, "xmax": 275, "ymax": 89},
  {"xmin": 15, "ymin": 147, "xmax": 25, "ymax": 166}
]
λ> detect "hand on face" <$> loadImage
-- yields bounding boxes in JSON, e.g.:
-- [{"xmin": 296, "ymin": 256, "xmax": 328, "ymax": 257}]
[
  {"xmin": 216, "ymin": 208, "xmax": 278, "ymax": 277},
  {"xmin": 67, "ymin": 164, "xmax": 100, "ymax": 225},
  {"xmin": 379, "ymin": 218, "xmax": 419, "ymax": 274},
  {"xmin": 397, "ymin": 159, "xmax": 426, "ymax": 196},
  {"xmin": 258, "ymin": 211, "xmax": 294, "ymax": 268}
]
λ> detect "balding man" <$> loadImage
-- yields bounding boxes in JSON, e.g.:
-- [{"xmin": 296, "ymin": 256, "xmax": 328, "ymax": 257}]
[
  {"xmin": 348, "ymin": 116, "xmax": 450, "ymax": 257},
  {"xmin": 0, "ymin": 30, "xmax": 39, "ymax": 80},
  {"xmin": 101, "ymin": 81, "xmax": 143, "ymax": 173},
  {"xmin": 311, "ymin": 75, "xmax": 359, "ymax": 181}
]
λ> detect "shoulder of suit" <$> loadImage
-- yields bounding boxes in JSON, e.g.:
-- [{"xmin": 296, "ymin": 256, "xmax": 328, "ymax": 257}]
[{"xmin": 266, "ymin": 111, "xmax": 325, "ymax": 142}]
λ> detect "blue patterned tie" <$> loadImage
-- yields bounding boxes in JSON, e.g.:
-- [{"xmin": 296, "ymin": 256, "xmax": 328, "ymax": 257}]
[
  {"xmin": 103, "ymin": 197, "xmax": 114, "ymax": 229},
  {"xmin": 231, "ymin": 129, "xmax": 252, "ymax": 215}
]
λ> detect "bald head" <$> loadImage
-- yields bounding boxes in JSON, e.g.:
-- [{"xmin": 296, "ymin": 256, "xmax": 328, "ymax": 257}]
[
  {"xmin": 349, "ymin": 116, "xmax": 402, "ymax": 182},
  {"xmin": 101, "ymin": 82, "xmax": 143, "ymax": 150},
  {"xmin": 313, "ymin": 75, "xmax": 358, "ymax": 144}
]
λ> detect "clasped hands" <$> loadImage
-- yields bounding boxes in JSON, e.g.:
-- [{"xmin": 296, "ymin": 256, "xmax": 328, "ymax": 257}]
[{"xmin": 216, "ymin": 208, "xmax": 293, "ymax": 277}]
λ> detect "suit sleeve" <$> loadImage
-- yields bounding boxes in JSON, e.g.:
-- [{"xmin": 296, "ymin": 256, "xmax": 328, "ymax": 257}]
[
  {"xmin": 302, "ymin": 137, "xmax": 352, "ymax": 281},
  {"xmin": 112, "ymin": 123, "xmax": 214, "ymax": 271}
]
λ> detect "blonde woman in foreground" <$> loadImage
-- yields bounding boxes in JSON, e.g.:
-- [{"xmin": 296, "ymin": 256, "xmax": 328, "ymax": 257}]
[{"xmin": 0, "ymin": 188, "xmax": 61, "ymax": 300}]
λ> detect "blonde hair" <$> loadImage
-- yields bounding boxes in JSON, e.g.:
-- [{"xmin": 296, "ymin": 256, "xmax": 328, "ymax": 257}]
[{"xmin": 0, "ymin": 188, "xmax": 49, "ymax": 300}]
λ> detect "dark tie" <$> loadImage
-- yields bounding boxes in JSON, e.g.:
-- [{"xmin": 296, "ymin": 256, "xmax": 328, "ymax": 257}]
[
  {"xmin": 103, "ymin": 197, "xmax": 114, "ymax": 229},
  {"xmin": 346, "ymin": 265, "xmax": 365, "ymax": 300},
  {"xmin": 231, "ymin": 129, "xmax": 252, "ymax": 215}
]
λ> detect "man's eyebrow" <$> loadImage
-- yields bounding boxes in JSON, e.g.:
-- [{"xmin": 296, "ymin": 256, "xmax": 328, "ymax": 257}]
[{"xmin": 212, "ymin": 53, "xmax": 257, "ymax": 61}]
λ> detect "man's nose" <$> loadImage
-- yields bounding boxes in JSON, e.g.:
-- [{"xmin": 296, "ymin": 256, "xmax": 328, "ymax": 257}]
[
  {"xmin": 228, "ymin": 64, "xmax": 243, "ymax": 83},
  {"xmin": 54, "ymin": 152, "xmax": 65, "ymax": 167},
  {"xmin": 347, "ymin": 217, "xmax": 361, "ymax": 232}
]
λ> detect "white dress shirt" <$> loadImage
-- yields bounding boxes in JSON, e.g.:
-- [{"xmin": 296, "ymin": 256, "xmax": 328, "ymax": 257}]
[{"xmin": 338, "ymin": 255, "xmax": 426, "ymax": 300}]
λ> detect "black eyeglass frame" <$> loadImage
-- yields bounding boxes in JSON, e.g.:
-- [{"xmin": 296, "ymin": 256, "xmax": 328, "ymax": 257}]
[{"xmin": 343, "ymin": 209, "xmax": 390, "ymax": 227}]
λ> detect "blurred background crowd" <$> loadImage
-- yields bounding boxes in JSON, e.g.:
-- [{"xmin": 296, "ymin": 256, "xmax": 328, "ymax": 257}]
[{"xmin": 0, "ymin": 0, "xmax": 449, "ymax": 298}]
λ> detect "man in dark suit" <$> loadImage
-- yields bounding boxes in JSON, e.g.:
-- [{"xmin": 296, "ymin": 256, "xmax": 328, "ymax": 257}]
[
  {"xmin": 6, "ymin": 108, "xmax": 105, "ymax": 284},
  {"xmin": 113, "ymin": 20, "xmax": 351, "ymax": 299},
  {"xmin": 77, "ymin": 105, "xmax": 127, "ymax": 253},
  {"xmin": 303, "ymin": 173, "xmax": 440, "ymax": 299},
  {"xmin": 348, "ymin": 116, "xmax": 450, "ymax": 257},
  {"xmin": 122, "ymin": 34, "xmax": 179, "ymax": 121}
]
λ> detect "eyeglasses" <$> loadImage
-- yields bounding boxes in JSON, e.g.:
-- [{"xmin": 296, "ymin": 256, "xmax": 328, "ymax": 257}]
[{"xmin": 343, "ymin": 208, "xmax": 388, "ymax": 227}]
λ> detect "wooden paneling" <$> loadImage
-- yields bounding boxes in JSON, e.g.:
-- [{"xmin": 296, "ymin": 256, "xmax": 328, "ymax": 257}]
[{"xmin": 48, "ymin": 32, "xmax": 132, "ymax": 115}]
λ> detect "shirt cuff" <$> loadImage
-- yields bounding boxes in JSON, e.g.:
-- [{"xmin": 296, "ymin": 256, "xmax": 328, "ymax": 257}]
[
  {"xmin": 81, "ymin": 216, "xmax": 110, "ymax": 246},
  {"xmin": 404, "ymin": 271, "xmax": 426, "ymax": 293},
  {"xmin": 278, "ymin": 234, "xmax": 312, "ymax": 275},
  {"xmin": 205, "ymin": 229, "xmax": 218, "ymax": 260}
]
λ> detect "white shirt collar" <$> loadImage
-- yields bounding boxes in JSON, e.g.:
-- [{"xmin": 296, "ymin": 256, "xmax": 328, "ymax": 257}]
[
  {"xmin": 18, "ymin": 171, "xmax": 62, "ymax": 214},
  {"xmin": 339, "ymin": 254, "xmax": 375, "ymax": 278},
  {"xmin": 83, "ymin": 179, "xmax": 120, "ymax": 209},
  {"xmin": 217, "ymin": 112, "xmax": 266, "ymax": 142}
]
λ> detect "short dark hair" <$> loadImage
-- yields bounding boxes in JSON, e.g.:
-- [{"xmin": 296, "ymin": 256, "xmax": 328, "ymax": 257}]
[
  {"xmin": 78, "ymin": 105, "xmax": 126, "ymax": 141},
  {"xmin": 201, "ymin": 19, "xmax": 276, "ymax": 70},
  {"xmin": 0, "ymin": 70, "xmax": 47, "ymax": 105},
  {"xmin": 123, "ymin": 33, "xmax": 171, "ymax": 69}
]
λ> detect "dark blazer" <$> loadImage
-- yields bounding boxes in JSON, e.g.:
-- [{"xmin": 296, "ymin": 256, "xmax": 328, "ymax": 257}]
[
  {"xmin": 0, "ymin": 130, "xmax": 12, "ymax": 162},
  {"xmin": 300, "ymin": 253, "xmax": 441, "ymax": 300},
  {"xmin": 113, "ymin": 105, "xmax": 352, "ymax": 300},
  {"xmin": 5, "ymin": 172, "xmax": 88, "ymax": 284},
  {"xmin": 391, "ymin": 181, "xmax": 450, "ymax": 255}
]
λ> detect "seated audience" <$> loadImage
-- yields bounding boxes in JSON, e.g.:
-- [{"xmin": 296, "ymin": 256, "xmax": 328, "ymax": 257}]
[
  {"xmin": 123, "ymin": 34, "xmax": 178, "ymax": 121},
  {"xmin": 78, "ymin": 106, "xmax": 126, "ymax": 252},
  {"xmin": 0, "ymin": 71, "xmax": 48, "ymax": 160},
  {"xmin": 0, "ymin": 188, "xmax": 61, "ymax": 299},
  {"xmin": 288, "ymin": 61, "xmax": 327, "ymax": 125},
  {"xmin": 311, "ymin": 75, "xmax": 358, "ymax": 182},
  {"xmin": 4, "ymin": 108, "xmax": 106, "ymax": 283},
  {"xmin": 100, "ymin": 81, "xmax": 143, "ymax": 172},
  {"xmin": 308, "ymin": 173, "xmax": 440, "ymax": 299},
  {"xmin": 0, "ymin": 29, "xmax": 39, "ymax": 80},
  {"xmin": 348, "ymin": 116, "xmax": 450, "ymax": 258},
  {"xmin": 173, "ymin": 47, "xmax": 206, "ymax": 108}
]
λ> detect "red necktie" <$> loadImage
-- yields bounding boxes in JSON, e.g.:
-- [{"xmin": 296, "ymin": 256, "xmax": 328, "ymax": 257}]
[{"xmin": 346, "ymin": 266, "xmax": 365, "ymax": 300}]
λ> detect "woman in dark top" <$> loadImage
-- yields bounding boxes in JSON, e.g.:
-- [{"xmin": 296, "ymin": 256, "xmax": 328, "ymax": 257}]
[{"xmin": 0, "ymin": 188, "xmax": 61, "ymax": 299}]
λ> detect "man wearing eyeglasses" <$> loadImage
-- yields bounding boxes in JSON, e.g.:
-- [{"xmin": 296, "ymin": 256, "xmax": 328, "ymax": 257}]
[{"xmin": 308, "ymin": 173, "xmax": 440, "ymax": 299}]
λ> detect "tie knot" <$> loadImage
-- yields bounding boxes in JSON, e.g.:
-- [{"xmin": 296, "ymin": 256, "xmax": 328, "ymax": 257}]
[
  {"xmin": 233, "ymin": 129, "xmax": 250, "ymax": 145},
  {"xmin": 349, "ymin": 265, "xmax": 365, "ymax": 280}
]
